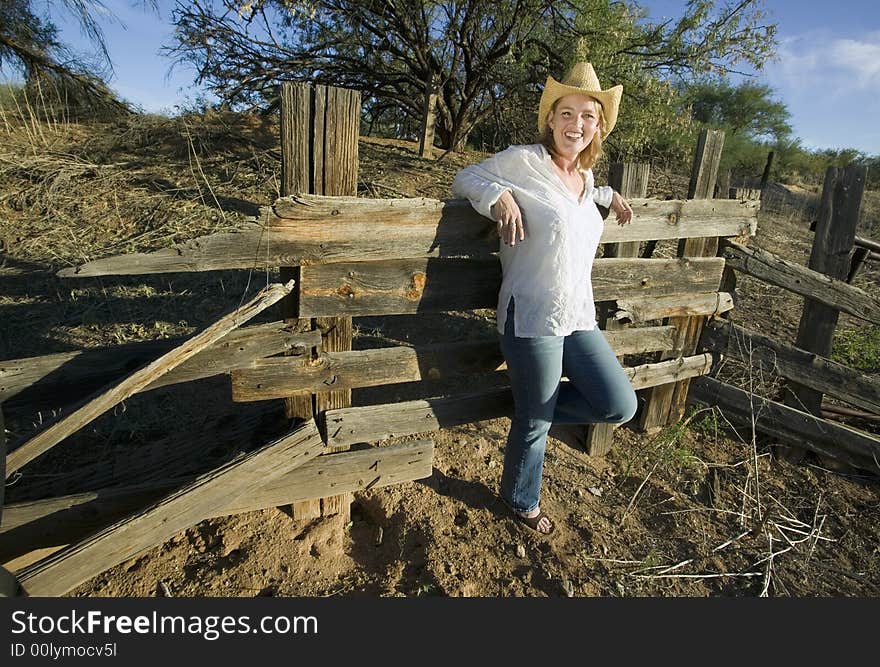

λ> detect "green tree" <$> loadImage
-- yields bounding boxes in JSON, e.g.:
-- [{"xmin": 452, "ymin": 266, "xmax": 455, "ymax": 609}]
[
  {"xmin": 0, "ymin": 1, "xmax": 156, "ymax": 111},
  {"xmin": 682, "ymin": 78, "xmax": 791, "ymax": 141},
  {"xmin": 679, "ymin": 77, "xmax": 793, "ymax": 181},
  {"xmin": 168, "ymin": 0, "xmax": 777, "ymax": 152}
]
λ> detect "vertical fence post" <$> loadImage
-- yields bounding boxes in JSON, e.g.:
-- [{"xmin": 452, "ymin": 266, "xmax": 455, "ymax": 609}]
[
  {"xmin": 278, "ymin": 83, "xmax": 316, "ymax": 520},
  {"xmin": 640, "ymin": 128, "xmax": 724, "ymax": 431},
  {"xmin": 279, "ymin": 82, "xmax": 360, "ymax": 521},
  {"xmin": 584, "ymin": 162, "xmax": 650, "ymax": 456},
  {"xmin": 778, "ymin": 164, "xmax": 867, "ymax": 463},
  {"xmin": 312, "ymin": 85, "xmax": 359, "ymax": 518},
  {"xmin": 418, "ymin": 78, "xmax": 439, "ymax": 159},
  {"xmin": 760, "ymin": 150, "xmax": 775, "ymax": 191},
  {"xmin": 717, "ymin": 168, "xmax": 731, "ymax": 199}
]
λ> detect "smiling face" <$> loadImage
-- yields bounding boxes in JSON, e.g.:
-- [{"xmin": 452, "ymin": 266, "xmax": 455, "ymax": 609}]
[{"xmin": 546, "ymin": 94, "xmax": 602, "ymax": 160}]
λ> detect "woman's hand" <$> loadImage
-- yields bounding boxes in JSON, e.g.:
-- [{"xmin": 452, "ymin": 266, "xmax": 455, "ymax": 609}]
[
  {"xmin": 491, "ymin": 190, "xmax": 525, "ymax": 246},
  {"xmin": 610, "ymin": 191, "xmax": 633, "ymax": 226}
]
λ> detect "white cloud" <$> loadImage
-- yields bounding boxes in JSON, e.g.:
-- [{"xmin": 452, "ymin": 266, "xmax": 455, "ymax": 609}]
[
  {"xmin": 756, "ymin": 31, "xmax": 880, "ymax": 152},
  {"xmin": 828, "ymin": 37, "xmax": 880, "ymax": 89},
  {"xmin": 770, "ymin": 31, "xmax": 880, "ymax": 93},
  {"xmin": 771, "ymin": 35, "xmax": 821, "ymax": 91}
]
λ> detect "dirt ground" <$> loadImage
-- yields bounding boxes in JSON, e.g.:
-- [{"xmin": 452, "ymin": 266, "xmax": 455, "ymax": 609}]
[{"xmin": 2, "ymin": 116, "xmax": 879, "ymax": 597}]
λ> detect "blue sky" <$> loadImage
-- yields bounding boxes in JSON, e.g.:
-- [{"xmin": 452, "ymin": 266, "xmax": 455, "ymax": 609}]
[
  {"xmin": 649, "ymin": 0, "xmax": 880, "ymax": 154},
  {"xmin": 28, "ymin": 1, "xmax": 880, "ymax": 154}
]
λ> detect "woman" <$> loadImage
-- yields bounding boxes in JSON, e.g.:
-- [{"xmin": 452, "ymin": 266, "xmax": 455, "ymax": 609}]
[{"xmin": 452, "ymin": 61, "xmax": 638, "ymax": 535}]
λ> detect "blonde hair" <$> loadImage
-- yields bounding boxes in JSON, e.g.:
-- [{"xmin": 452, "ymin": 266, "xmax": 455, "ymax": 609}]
[{"xmin": 539, "ymin": 96, "xmax": 606, "ymax": 171}]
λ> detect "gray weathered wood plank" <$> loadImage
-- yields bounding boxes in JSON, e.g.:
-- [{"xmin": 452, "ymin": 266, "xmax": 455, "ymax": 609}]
[
  {"xmin": 613, "ymin": 292, "xmax": 733, "ymax": 324},
  {"xmin": 272, "ymin": 195, "xmax": 758, "ymax": 246},
  {"xmin": 701, "ymin": 319, "xmax": 880, "ymax": 416},
  {"xmin": 721, "ymin": 239, "xmax": 880, "ymax": 325},
  {"xmin": 782, "ymin": 166, "xmax": 867, "ymax": 463},
  {"xmin": 5, "ymin": 281, "xmax": 295, "ymax": 477},
  {"xmin": 14, "ymin": 419, "xmax": 324, "ymax": 596},
  {"xmin": 278, "ymin": 82, "xmax": 321, "ymax": 519},
  {"xmin": 689, "ymin": 376, "xmax": 880, "ymax": 473},
  {"xmin": 57, "ymin": 197, "xmax": 757, "ymax": 278},
  {"xmin": 231, "ymin": 326, "xmax": 677, "ymax": 401},
  {"xmin": 587, "ymin": 162, "xmax": 650, "ymax": 455},
  {"xmin": 854, "ymin": 235, "xmax": 880, "ymax": 254},
  {"xmin": 299, "ymin": 257, "xmax": 725, "ymax": 317},
  {"xmin": 657, "ymin": 128, "xmax": 725, "ymax": 428},
  {"xmin": 1, "ymin": 440, "xmax": 432, "ymax": 565},
  {"xmin": 325, "ymin": 353, "xmax": 714, "ymax": 446},
  {"xmin": 0, "ymin": 323, "xmax": 321, "ymax": 410}
]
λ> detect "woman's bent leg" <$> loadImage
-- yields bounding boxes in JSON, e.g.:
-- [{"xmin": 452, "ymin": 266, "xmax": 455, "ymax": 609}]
[
  {"xmin": 499, "ymin": 327, "xmax": 564, "ymax": 514},
  {"xmin": 554, "ymin": 328, "xmax": 638, "ymax": 426}
]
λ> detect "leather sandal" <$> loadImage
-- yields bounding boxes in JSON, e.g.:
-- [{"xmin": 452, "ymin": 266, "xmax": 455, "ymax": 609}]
[{"xmin": 515, "ymin": 510, "xmax": 554, "ymax": 535}]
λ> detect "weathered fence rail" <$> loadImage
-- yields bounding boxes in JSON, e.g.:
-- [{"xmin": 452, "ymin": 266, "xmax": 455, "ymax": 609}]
[
  {"xmin": 6, "ymin": 281, "xmax": 296, "ymax": 477},
  {"xmin": 690, "ymin": 377, "xmax": 880, "ymax": 472},
  {"xmin": 721, "ymin": 240, "xmax": 880, "ymax": 325},
  {"xmin": 0, "ymin": 439, "xmax": 433, "ymax": 568},
  {"xmin": 691, "ymin": 164, "xmax": 880, "ymax": 472},
  {"xmin": 0, "ymin": 322, "xmax": 322, "ymax": 414},
  {"xmin": 57, "ymin": 196, "xmax": 757, "ymax": 277},
  {"xmin": 324, "ymin": 354, "xmax": 716, "ymax": 448},
  {"xmin": 701, "ymin": 320, "xmax": 880, "ymax": 416}
]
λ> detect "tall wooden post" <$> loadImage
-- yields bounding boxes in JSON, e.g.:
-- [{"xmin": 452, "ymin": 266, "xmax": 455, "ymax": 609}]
[
  {"xmin": 640, "ymin": 129, "xmax": 724, "ymax": 431},
  {"xmin": 418, "ymin": 80, "xmax": 439, "ymax": 159},
  {"xmin": 279, "ymin": 82, "xmax": 360, "ymax": 520},
  {"xmin": 778, "ymin": 165, "xmax": 867, "ymax": 463},
  {"xmin": 584, "ymin": 163, "xmax": 650, "ymax": 455},
  {"xmin": 760, "ymin": 151, "xmax": 775, "ymax": 191},
  {"xmin": 717, "ymin": 169, "xmax": 731, "ymax": 199}
]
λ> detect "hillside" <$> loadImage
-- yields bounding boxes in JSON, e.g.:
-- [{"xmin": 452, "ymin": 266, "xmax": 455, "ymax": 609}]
[{"xmin": 1, "ymin": 111, "xmax": 878, "ymax": 597}]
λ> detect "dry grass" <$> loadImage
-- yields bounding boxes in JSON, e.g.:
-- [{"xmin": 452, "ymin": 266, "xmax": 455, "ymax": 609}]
[{"xmin": 0, "ymin": 100, "xmax": 280, "ymax": 268}]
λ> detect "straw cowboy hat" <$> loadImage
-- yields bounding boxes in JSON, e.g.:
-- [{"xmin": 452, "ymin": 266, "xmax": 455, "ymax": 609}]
[{"xmin": 538, "ymin": 61, "xmax": 623, "ymax": 138}]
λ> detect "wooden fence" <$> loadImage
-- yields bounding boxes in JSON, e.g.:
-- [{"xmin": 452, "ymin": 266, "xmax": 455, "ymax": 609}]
[
  {"xmin": 691, "ymin": 164, "xmax": 880, "ymax": 473},
  {"xmin": 0, "ymin": 81, "xmax": 798, "ymax": 597}
]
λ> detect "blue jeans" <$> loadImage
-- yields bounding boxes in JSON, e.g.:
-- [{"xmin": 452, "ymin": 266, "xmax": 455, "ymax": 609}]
[{"xmin": 499, "ymin": 301, "xmax": 638, "ymax": 513}]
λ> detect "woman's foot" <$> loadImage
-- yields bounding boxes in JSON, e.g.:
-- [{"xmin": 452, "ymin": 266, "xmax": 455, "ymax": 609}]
[{"xmin": 514, "ymin": 508, "xmax": 554, "ymax": 534}]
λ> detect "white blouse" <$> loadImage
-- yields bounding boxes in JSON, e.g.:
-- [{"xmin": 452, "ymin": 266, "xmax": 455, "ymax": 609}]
[{"xmin": 452, "ymin": 143, "xmax": 613, "ymax": 337}]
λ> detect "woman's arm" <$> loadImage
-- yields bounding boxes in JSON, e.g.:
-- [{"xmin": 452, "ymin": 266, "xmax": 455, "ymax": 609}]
[
  {"xmin": 609, "ymin": 191, "xmax": 633, "ymax": 225},
  {"xmin": 490, "ymin": 191, "xmax": 525, "ymax": 246},
  {"xmin": 452, "ymin": 147, "xmax": 526, "ymax": 245},
  {"xmin": 588, "ymin": 171, "xmax": 632, "ymax": 226},
  {"xmin": 451, "ymin": 152, "xmax": 514, "ymax": 218}
]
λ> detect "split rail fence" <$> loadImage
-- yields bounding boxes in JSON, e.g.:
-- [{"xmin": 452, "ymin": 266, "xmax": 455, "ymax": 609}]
[
  {"xmin": 691, "ymin": 164, "xmax": 880, "ymax": 472},
  {"xmin": 11, "ymin": 81, "xmax": 875, "ymax": 598}
]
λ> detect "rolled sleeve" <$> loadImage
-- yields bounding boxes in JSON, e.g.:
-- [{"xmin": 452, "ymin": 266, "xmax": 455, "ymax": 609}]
[
  {"xmin": 592, "ymin": 185, "xmax": 614, "ymax": 208},
  {"xmin": 451, "ymin": 146, "xmax": 529, "ymax": 219},
  {"xmin": 451, "ymin": 169, "xmax": 510, "ymax": 219}
]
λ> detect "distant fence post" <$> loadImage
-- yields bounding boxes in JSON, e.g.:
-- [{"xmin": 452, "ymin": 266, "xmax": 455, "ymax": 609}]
[
  {"xmin": 778, "ymin": 164, "xmax": 867, "ymax": 463},
  {"xmin": 760, "ymin": 150, "xmax": 775, "ymax": 193},
  {"xmin": 585, "ymin": 162, "xmax": 650, "ymax": 455},
  {"xmin": 640, "ymin": 128, "xmax": 725, "ymax": 431},
  {"xmin": 279, "ymin": 82, "xmax": 360, "ymax": 520},
  {"xmin": 418, "ymin": 77, "xmax": 439, "ymax": 158},
  {"xmin": 716, "ymin": 169, "xmax": 731, "ymax": 199}
]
